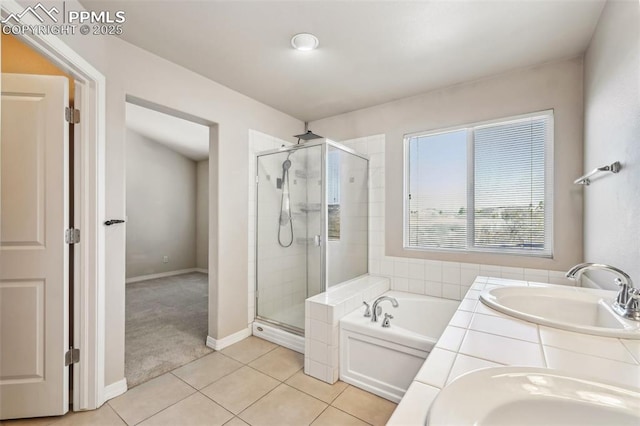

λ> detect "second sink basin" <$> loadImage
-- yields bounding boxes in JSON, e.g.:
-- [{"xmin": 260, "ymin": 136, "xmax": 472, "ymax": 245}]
[
  {"xmin": 480, "ymin": 285, "xmax": 640, "ymax": 339},
  {"xmin": 427, "ymin": 367, "xmax": 640, "ymax": 426}
]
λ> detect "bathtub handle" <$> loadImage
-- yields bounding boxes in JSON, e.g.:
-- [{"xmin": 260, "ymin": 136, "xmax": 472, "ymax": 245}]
[
  {"xmin": 382, "ymin": 313, "xmax": 394, "ymax": 328},
  {"xmin": 362, "ymin": 301, "xmax": 372, "ymax": 318}
]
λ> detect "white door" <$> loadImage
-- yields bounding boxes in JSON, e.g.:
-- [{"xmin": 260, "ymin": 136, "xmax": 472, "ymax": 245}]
[{"xmin": 0, "ymin": 74, "xmax": 70, "ymax": 419}]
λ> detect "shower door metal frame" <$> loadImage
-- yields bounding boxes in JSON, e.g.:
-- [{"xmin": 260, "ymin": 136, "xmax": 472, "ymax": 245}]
[{"xmin": 253, "ymin": 140, "xmax": 369, "ymax": 335}]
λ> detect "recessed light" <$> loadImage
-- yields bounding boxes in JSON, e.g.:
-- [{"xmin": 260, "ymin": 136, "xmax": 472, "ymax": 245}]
[{"xmin": 291, "ymin": 33, "xmax": 319, "ymax": 51}]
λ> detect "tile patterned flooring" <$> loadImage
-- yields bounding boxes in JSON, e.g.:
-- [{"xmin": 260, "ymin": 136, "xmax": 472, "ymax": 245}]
[{"xmin": 3, "ymin": 337, "xmax": 396, "ymax": 426}]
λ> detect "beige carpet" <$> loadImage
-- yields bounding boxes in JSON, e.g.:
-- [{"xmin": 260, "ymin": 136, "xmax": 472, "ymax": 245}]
[{"xmin": 125, "ymin": 272, "xmax": 212, "ymax": 387}]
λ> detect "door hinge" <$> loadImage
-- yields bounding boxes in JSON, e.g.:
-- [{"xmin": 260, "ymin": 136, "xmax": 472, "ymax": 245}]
[
  {"xmin": 255, "ymin": 175, "xmax": 259, "ymax": 184},
  {"xmin": 65, "ymin": 107, "xmax": 80, "ymax": 124},
  {"xmin": 65, "ymin": 347, "xmax": 80, "ymax": 366},
  {"xmin": 65, "ymin": 228, "xmax": 80, "ymax": 244}
]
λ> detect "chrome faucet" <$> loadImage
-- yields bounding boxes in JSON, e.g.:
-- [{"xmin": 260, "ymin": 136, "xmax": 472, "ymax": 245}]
[
  {"xmin": 566, "ymin": 263, "xmax": 640, "ymax": 321},
  {"xmin": 371, "ymin": 296, "xmax": 399, "ymax": 322}
]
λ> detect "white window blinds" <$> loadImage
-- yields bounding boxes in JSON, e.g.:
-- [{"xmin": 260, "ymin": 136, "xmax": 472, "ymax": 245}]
[
  {"xmin": 405, "ymin": 111, "xmax": 553, "ymax": 256},
  {"xmin": 407, "ymin": 130, "xmax": 468, "ymax": 249}
]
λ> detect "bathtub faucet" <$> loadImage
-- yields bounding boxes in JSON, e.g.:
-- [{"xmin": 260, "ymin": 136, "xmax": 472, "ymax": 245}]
[{"xmin": 371, "ymin": 296, "xmax": 399, "ymax": 322}]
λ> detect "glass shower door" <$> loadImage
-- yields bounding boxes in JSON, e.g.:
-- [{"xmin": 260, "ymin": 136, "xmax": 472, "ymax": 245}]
[
  {"xmin": 326, "ymin": 144, "xmax": 369, "ymax": 287},
  {"xmin": 255, "ymin": 144, "xmax": 323, "ymax": 333}
]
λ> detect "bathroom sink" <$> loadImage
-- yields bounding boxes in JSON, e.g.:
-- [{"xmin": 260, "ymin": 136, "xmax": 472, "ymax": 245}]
[
  {"xmin": 427, "ymin": 367, "xmax": 640, "ymax": 426},
  {"xmin": 480, "ymin": 286, "xmax": 640, "ymax": 339}
]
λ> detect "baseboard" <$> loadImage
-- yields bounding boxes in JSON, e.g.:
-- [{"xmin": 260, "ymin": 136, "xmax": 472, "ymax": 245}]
[
  {"xmin": 206, "ymin": 326, "xmax": 252, "ymax": 350},
  {"xmin": 125, "ymin": 268, "xmax": 199, "ymax": 284},
  {"xmin": 194, "ymin": 268, "xmax": 208, "ymax": 274},
  {"xmin": 103, "ymin": 378, "xmax": 127, "ymax": 401}
]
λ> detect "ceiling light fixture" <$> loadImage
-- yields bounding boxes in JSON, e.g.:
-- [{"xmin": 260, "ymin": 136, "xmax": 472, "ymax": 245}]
[{"xmin": 291, "ymin": 33, "xmax": 319, "ymax": 51}]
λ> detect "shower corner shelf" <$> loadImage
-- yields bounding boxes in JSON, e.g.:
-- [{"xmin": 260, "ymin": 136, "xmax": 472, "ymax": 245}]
[
  {"xmin": 298, "ymin": 202, "xmax": 322, "ymax": 213},
  {"xmin": 296, "ymin": 237, "xmax": 316, "ymax": 246}
]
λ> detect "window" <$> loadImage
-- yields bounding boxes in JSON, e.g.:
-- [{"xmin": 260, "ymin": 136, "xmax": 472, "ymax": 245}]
[
  {"xmin": 327, "ymin": 150, "xmax": 341, "ymax": 240},
  {"xmin": 404, "ymin": 111, "xmax": 553, "ymax": 256}
]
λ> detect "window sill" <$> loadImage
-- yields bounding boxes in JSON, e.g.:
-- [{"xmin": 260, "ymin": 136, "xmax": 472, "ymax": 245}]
[{"xmin": 402, "ymin": 245, "xmax": 554, "ymax": 260}]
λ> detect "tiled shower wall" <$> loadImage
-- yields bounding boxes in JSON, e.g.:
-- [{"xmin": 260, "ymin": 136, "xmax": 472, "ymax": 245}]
[{"xmin": 339, "ymin": 134, "xmax": 575, "ymax": 300}]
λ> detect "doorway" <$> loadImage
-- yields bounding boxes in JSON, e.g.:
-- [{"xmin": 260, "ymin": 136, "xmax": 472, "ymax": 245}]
[{"xmin": 124, "ymin": 101, "xmax": 211, "ymax": 387}]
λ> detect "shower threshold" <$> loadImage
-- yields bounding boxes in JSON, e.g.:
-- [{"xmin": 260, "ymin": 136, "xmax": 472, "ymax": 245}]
[{"xmin": 252, "ymin": 320, "xmax": 305, "ymax": 354}]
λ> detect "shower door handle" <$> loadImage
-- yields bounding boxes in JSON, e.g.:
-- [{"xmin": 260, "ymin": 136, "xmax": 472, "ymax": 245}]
[{"xmin": 314, "ymin": 235, "xmax": 322, "ymax": 246}]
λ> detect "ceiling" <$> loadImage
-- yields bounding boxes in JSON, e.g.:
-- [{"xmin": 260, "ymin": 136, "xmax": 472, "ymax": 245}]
[
  {"xmin": 86, "ymin": 1, "xmax": 605, "ymax": 122},
  {"xmin": 126, "ymin": 102, "xmax": 210, "ymax": 161}
]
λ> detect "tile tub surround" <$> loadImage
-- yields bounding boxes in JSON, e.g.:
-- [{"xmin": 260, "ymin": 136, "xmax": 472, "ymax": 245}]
[
  {"xmin": 381, "ymin": 259, "xmax": 577, "ymax": 301},
  {"xmin": 387, "ymin": 277, "xmax": 640, "ymax": 425},
  {"xmin": 305, "ymin": 275, "xmax": 391, "ymax": 384}
]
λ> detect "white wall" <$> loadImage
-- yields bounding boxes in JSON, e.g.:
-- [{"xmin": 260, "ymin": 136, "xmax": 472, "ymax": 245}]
[
  {"xmin": 125, "ymin": 129, "xmax": 197, "ymax": 278},
  {"xmin": 196, "ymin": 160, "xmax": 209, "ymax": 271},
  {"xmin": 310, "ymin": 58, "xmax": 585, "ymax": 272},
  {"xmin": 583, "ymin": 0, "xmax": 640, "ymax": 289},
  {"xmin": 50, "ymin": 0, "xmax": 303, "ymax": 387}
]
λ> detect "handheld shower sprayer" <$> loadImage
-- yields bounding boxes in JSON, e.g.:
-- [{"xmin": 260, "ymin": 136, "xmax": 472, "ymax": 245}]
[
  {"xmin": 281, "ymin": 159, "xmax": 291, "ymax": 186},
  {"xmin": 278, "ymin": 154, "xmax": 294, "ymax": 247}
]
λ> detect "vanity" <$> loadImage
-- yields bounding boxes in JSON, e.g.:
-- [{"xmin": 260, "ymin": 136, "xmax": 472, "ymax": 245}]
[{"xmin": 387, "ymin": 276, "xmax": 640, "ymax": 425}]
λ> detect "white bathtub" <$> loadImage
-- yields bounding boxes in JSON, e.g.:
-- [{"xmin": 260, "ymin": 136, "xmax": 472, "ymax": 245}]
[{"xmin": 339, "ymin": 291, "xmax": 459, "ymax": 402}]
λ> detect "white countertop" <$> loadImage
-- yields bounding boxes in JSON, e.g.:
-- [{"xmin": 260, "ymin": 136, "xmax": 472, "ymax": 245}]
[{"xmin": 387, "ymin": 276, "xmax": 640, "ymax": 425}]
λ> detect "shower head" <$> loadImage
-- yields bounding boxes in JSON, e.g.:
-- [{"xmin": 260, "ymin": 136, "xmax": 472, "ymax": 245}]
[
  {"xmin": 293, "ymin": 130, "xmax": 323, "ymax": 141},
  {"xmin": 277, "ymin": 158, "xmax": 293, "ymax": 190}
]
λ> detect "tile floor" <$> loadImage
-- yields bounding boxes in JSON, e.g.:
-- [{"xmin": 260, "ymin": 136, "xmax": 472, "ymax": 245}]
[{"xmin": 3, "ymin": 337, "xmax": 397, "ymax": 426}]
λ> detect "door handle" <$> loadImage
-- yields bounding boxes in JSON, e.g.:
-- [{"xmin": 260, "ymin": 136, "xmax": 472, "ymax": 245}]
[{"xmin": 104, "ymin": 219, "xmax": 125, "ymax": 226}]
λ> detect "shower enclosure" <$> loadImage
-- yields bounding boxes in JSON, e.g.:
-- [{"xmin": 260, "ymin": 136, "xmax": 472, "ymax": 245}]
[{"xmin": 255, "ymin": 140, "xmax": 368, "ymax": 335}]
